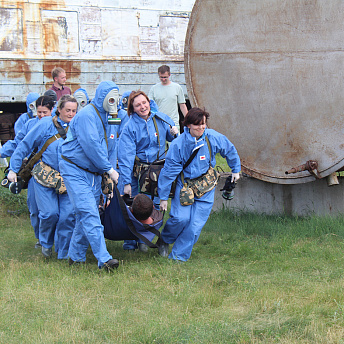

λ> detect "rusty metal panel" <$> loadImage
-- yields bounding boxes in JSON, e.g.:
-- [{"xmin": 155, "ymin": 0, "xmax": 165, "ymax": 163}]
[
  {"xmin": 0, "ymin": 0, "xmax": 195, "ymax": 103},
  {"xmin": 41, "ymin": 9, "xmax": 79, "ymax": 53},
  {"xmin": 185, "ymin": 0, "xmax": 344, "ymax": 184},
  {"xmin": 101, "ymin": 9, "xmax": 140, "ymax": 57},
  {"xmin": 159, "ymin": 16, "xmax": 189, "ymax": 55},
  {"xmin": 0, "ymin": 8, "xmax": 23, "ymax": 51}
]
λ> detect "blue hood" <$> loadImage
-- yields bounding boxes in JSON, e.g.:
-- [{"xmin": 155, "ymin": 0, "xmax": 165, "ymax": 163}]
[
  {"xmin": 118, "ymin": 90, "xmax": 132, "ymax": 110},
  {"xmin": 73, "ymin": 88, "xmax": 89, "ymax": 103},
  {"xmin": 91, "ymin": 81, "xmax": 119, "ymax": 116},
  {"xmin": 26, "ymin": 92, "xmax": 40, "ymax": 115},
  {"xmin": 149, "ymin": 99, "xmax": 159, "ymax": 114}
]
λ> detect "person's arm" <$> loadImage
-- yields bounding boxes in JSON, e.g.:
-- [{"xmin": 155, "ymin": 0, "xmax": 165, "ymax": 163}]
[
  {"xmin": 158, "ymin": 141, "xmax": 183, "ymax": 200},
  {"xmin": 76, "ymin": 112, "xmax": 112, "ymax": 172},
  {"xmin": 179, "ymin": 103, "xmax": 188, "ymax": 117},
  {"xmin": 9, "ymin": 120, "xmax": 48, "ymax": 173},
  {"xmin": 117, "ymin": 123, "xmax": 137, "ymax": 186},
  {"xmin": 210, "ymin": 130, "xmax": 241, "ymax": 174}
]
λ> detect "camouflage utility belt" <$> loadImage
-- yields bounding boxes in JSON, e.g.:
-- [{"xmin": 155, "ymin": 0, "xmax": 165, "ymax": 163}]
[
  {"xmin": 31, "ymin": 161, "xmax": 67, "ymax": 194},
  {"xmin": 180, "ymin": 166, "xmax": 219, "ymax": 206},
  {"xmin": 137, "ymin": 159, "xmax": 176, "ymax": 198},
  {"xmin": 101, "ymin": 172, "xmax": 114, "ymax": 195}
]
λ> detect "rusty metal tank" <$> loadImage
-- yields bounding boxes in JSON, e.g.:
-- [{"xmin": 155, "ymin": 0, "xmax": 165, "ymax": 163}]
[{"xmin": 185, "ymin": 0, "xmax": 344, "ymax": 184}]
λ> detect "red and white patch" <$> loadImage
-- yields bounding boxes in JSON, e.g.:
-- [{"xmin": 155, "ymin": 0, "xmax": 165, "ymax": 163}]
[
  {"xmin": 200, "ymin": 155, "xmax": 206, "ymax": 160},
  {"xmin": 154, "ymin": 132, "xmax": 158, "ymax": 137},
  {"xmin": 110, "ymin": 134, "xmax": 115, "ymax": 139}
]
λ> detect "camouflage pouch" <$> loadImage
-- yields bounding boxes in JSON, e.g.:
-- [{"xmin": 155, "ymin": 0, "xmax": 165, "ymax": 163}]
[
  {"xmin": 101, "ymin": 172, "xmax": 114, "ymax": 195},
  {"xmin": 55, "ymin": 177, "xmax": 67, "ymax": 194},
  {"xmin": 139, "ymin": 162, "xmax": 163, "ymax": 197},
  {"xmin": 179, "ymin": 183, "xmax": 194, "ymax": 206},
  {"xmin": 31, "ymin": 161, "xmax": 64, "ymax": 191},
  {"xmin": 188, "ymin": 166, "xmax": 220, "ymax": 198},
  {"xmin": 133, "ymin": 159, "xmax": 143, "ymax": 179},
  {"xmin": 138, "ymin": 159, "xmax": 176, "ymax": 198}
]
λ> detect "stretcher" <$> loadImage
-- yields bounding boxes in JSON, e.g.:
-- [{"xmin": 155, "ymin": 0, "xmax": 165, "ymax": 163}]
[{"xmin": 101, "ymin": 185, "xmax": 163, "ymax": 248}]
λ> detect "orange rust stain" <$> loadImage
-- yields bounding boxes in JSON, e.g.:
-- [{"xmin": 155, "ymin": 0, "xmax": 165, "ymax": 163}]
[
  {"xmin": 1, "ymin": 60, "xmax": 31, "ymax": 83},
  {"xmin": 42, "ymin": 19, "xmax": 60, "ymax": 53}
]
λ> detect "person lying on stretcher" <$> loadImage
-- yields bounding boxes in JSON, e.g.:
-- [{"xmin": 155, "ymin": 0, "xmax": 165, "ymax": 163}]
[{"xmin": 101, "ymin": 192, "xmax": 164, "ymax": 254}]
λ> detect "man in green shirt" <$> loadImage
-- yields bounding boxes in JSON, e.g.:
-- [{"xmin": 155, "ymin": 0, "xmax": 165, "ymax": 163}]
[{"xmin": 148, "ymin": 65, "xmax": 188, "ymax": 133}]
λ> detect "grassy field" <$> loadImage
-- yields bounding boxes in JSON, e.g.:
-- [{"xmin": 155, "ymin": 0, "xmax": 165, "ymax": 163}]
[{"xmin": 1, "ymin": 180, "xmax": 344, "ymax": 344}]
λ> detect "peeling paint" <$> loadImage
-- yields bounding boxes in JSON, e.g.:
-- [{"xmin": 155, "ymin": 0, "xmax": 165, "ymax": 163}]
[{"xmin": 0, "ymin": 0, "xmax": 195, "ymax": 102}]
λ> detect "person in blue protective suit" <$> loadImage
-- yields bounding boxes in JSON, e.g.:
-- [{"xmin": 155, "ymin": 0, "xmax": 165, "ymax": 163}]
[
  {"xmin": 14, "ymin": 92, "xmax": 40, "ymax": 134},
  {"xmin": 117, "ymin": 90, "xmax": 178, "ymax": 252},
  {"xmin": 157, "ymin": 107, "xmax": 241, "ymax": 262},
  {"xmin": 44, "ymin": 89, "xmax": 58, "ymax": 116},
  {"xmin": 1, "ymin": 96, "xmax": 54, "ymax": 247},
  {"xmin": 59, "ymin": 81, "xmax": 121, "ymax": 271},
  {"xmin": 73, "ymin": 88, "xmax": 90, "ymax": 112},
  {"xmin": 7, "ymin": 95, "xmax": 78, "ymax": 259}
]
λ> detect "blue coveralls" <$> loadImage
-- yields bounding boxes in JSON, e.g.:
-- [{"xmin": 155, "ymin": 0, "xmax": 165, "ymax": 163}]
[
  {"xmin": 117, "ymin": 104, "xmax": 175, "ymax": 250},
  {"xmin": 14, "ymin": 93, "xmax": 40, "ymax": 134},
  {"xmin": 1, "ymin": 117, "xmax": 40, "ymax": 240},
  {"xmin": 59, "ymin": 81, "xmax": 119, "ymax": 267},
  {"xmin": 10, "ymin": 116, "xmax": 75, "ymax": 259},
  {"xmin": 158, "ymin": 127, "xmax": 241, "ymax": 262}
]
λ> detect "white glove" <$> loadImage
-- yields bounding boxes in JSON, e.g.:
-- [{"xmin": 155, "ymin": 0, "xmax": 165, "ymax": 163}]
[
  {"xmin": 160, "ymin": 200, "xmax": 168, "ymax": 211},
  {"xmin": 108, "ymin": 168, "xmax": 119, "ymax": 184},
  {"xmin": 170, "ymin": 126, "xmax": 179, "ymax": 136},
  {"xmin": 7, "ymin": 170, "xmax": 17, "ymax": 183},
  {"xmin": 124, "ymin": 184, "xmax": 131, "ymax": 197},
  {"xmin": 231, "ymin": 172, "xmax": 240, "ymax": 183}
]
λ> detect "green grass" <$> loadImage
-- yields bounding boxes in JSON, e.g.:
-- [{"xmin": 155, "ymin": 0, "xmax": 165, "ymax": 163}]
[{"xmin": 1, "ymin": 166, "xmax": 344, "ymax": 343}]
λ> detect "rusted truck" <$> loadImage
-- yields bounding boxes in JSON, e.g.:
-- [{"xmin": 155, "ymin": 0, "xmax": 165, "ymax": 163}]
[{"xmin": 0, "ymin": 0, "xmax": 195, "ymax": 142}]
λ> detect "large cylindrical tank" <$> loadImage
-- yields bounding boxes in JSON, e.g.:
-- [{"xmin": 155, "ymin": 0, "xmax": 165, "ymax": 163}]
[{"xmin": 185, "ymin": 0, "xmax": 344, "ymax": 184}]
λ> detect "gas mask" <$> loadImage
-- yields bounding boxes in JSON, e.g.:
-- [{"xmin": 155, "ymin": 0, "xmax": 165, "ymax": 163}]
[
  {"xmin": 74, "ymin": 91, "xmax": 88, "ymax": 111},
  {"xmin": 103, "ymin": 89, "xmax": 120, "ymax": 125},
  {"xmin": 121, "ymin": 95, "xmax": 129, "ymax": 111},
  {"xmin": 29, "ymin": 101, "xmax": 37, "ymax": 117}
]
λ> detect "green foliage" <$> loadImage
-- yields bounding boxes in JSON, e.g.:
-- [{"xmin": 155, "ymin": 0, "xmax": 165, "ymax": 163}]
[{"xmin": 1, "ymin": 203, "xmax": 344, "ymax": 343}]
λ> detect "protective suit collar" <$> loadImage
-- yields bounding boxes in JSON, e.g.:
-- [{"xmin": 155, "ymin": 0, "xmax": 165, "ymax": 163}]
[
  {"xmin": 91, "ymin": 81, "xmax": 119, "ymax": 118},
  {"xmin": 184, "ymin": 127, "xmax": 207, "ymax": 145},
  {"xmin": 26, "ymin": 92, "xmax": 40, "ymax": 116}
]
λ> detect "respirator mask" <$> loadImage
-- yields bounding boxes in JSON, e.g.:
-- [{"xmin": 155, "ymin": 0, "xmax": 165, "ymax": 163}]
[
  {"xmin": 103, "ymin": 89, "xmax": 120, "ymax": 125},
  {"xmin": 220, "ymin": 175, "xmax": 236, "ymax": 200},
  {"xmin": 29, "ymin": 101, "xmax": 37, "ymax": 117},
  {"xmin": 1, "ymin": 169, "xmax": 24, "ymax": 194},
  {"xmin": 121, "ymin": 95, "xmax": 129, "ymax": 111},
  {"xmin": 74, "ymin": 91, "xmax": 88, "ymax": 111}
]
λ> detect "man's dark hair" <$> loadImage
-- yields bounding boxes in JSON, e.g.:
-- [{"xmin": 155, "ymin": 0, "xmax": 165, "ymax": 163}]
[
  {"xmin": 132, "ymin": 194, "xmax": 153, "ymax": 221},
  {"xmin": 183, "ymin": 107, "xmax": 210, "ymax": 127},
  {"xmin": 158, "ymin": 65, "xmax": 170, "ymax": 75}
]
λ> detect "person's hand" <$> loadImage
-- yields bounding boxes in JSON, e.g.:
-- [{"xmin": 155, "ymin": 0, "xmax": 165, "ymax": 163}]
[
  {"xmin": 170, "ymin": 126, "xmax": 178, "ymax": 136},
  {"xmin": 106, "ymin": 194, "xmax": 113, "ymax": 206},
  {"xmin": 231, "ymin": 172, "xmax": 240, "ymax": 183},
  {"xmin": 108, "ymin": 168, "xmax": 119, "ymax": 184},
  {"xmin": 124, "ymin": 184, "xmax": 131, "ymax": 197},
  {"xmin": 7, "ymin": 170, "xmax": 17, "ymax": 183},
  {"xmin": 160, "ymin": 200, "xmax": 168, "ymax": 212}
]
